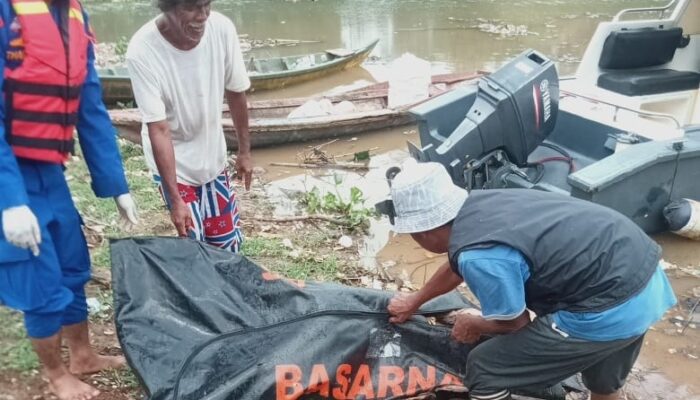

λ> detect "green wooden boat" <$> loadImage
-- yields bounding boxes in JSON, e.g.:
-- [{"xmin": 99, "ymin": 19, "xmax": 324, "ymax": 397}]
[{"xmin": 98, "ymin": 39, "xmax": 379, "ymax": 105}]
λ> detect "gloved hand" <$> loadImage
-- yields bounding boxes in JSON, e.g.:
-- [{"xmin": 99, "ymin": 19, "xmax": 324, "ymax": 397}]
[
  {"xmin": 114, "ymin": 193, "xmax": 139, "ymax": 230},
  {"xmin": 2, "ymin": 205, "xmax": 41, "ymax": 256}
]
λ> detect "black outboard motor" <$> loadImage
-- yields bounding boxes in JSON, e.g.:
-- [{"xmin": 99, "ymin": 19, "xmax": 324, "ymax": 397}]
[{"xmin": 409, "ymin": 49, "xmax": 559, "ymax": 187}]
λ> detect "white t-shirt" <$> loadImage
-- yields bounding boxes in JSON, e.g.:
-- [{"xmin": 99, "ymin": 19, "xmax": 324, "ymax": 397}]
[{"xmin": 126, "ymin": 11, "xmax": 250, "ymax": 186}]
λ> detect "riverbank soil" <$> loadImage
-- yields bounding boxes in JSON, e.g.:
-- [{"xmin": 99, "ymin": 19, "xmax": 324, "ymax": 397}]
[{"xmin": 1, "ymin": 136, "xmax": 699, "ymax": 399}]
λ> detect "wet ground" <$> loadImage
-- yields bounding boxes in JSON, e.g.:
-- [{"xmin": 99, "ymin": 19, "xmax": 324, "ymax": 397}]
[
  {"xmin": 83, "ymin": 0, "xmax": 698, "ymax": 396},
  {"xmin": 252, "ymin": 130, "xmax": 700, "ymax": 399}
]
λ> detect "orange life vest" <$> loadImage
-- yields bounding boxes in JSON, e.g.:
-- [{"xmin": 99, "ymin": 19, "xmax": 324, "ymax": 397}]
[{"xmin": 4, "ymin": 0, "xmax": 89, "ymax": 164}]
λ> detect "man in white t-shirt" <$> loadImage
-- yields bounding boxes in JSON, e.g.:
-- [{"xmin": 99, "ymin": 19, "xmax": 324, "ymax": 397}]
[{"xmin": 126, "ymin": 0, "xmax": 251, "ymax": 252}]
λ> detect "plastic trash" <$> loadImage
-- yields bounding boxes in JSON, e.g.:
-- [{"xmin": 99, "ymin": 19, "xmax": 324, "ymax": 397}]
[
  {"xmin": 287, "ymin": 98, "xmax": 334, "ymax": 118},
  {"xmin": 287, "ymin": 99, "xmax": 356, "ymax": 119}
]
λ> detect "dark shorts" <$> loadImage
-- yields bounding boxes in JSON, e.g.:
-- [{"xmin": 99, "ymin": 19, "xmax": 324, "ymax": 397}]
[{"xmin": 465, "ymin": 314, "xmax": 644, "ymax": 396}]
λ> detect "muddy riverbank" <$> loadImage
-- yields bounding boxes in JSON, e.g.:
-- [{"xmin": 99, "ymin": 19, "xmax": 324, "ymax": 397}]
[{"xmin": 249, "ymin": 127, "xmax": 700, "ymax": 399}]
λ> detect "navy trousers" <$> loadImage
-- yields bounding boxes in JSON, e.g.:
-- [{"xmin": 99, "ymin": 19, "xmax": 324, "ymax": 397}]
[{"xmin": 0, "ymin": 161, "xmax": 91, "ymax": 338}]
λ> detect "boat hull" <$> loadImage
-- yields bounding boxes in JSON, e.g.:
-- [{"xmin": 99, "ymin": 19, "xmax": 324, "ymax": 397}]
[
  {"xmin": 113, "ymin": 109, "xmax": 413, "ymax": 151},
  {"xmin": 98, "ymin": 40, "xmax": 379, "ymax": 105},
  {"xmin": 247, "ymin": 40, "xmax": 378, "ymax": 91},
  {"xmin": 110, "ymin": 72, "xmax": 482, "ymax": 150}
]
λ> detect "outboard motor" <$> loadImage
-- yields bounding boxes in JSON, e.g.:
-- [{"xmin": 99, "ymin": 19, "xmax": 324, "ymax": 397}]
[{"xmin": 409, "ymin": 49, "xmax": 559, "ymax": 188}]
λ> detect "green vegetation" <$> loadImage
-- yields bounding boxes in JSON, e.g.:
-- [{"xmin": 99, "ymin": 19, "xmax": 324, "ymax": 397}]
[
  {"xmin": 0, "ymin": 308, "xmax": 39, "ymax": 373},
  {"xmin": 242, "ymin": 233, "xmax": 343, "ymax": 282},
  {"xmin": 114, "ymin": 36, "xmax": 129, "ymax": 58},
  {"xmin": 0, "ymin": 139, "xmax": 362, "ymax": 395},
  {"xmin": 68, "ymin": 138, "xmax": 165, "ymax": 270},
  {"xmin": 299, "ymin": 175, "xmax": 377, "ymax": 230},
  {"xmin": 98, "ymin": 367, "xmax": 141, "ymax": 389}
]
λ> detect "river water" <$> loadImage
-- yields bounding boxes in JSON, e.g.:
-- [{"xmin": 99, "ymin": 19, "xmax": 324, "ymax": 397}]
[{"xmin": 87, "ymin": 0, "xmax": 664, "ymax": 78}]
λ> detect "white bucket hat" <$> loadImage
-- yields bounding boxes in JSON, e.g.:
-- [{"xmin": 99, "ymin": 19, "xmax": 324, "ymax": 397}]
[{"xmin": 389, "ymin": 160, "xmax": 469, "ymax": 233}]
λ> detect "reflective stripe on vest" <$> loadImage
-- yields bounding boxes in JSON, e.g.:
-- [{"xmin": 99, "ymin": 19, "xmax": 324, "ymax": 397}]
[{"xmin": 4, "ymin": 0, "xmax": 89, "ymax": 164}]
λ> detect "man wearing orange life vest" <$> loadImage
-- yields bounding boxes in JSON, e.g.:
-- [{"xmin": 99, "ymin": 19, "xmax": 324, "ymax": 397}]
[{"xmin": 0, "ymin": 0, "xmax": 139, "ymax": 399}]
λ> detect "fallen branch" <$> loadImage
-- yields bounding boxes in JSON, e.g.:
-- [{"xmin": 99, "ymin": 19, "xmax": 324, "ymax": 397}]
[
  {"xmin": 270, "ymin": 162, "xmax": 370, "ymax": 171},
  {"xmin": 335, "ymin": 147, "xmax": 380, "ymax": 159},
  {"xmin": 91, "ymin": 269, "xmax": 112, "ymax": 290},
  {"xmin": 681, "ymin": 298, "xmax": 700, "ymax": 335},
  {"xmin": 252, "ymin": 215, "xmax": 348, "ymax": 226}
]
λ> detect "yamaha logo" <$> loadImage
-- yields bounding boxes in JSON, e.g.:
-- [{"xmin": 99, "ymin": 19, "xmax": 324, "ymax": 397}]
[{"xmin": 540, "ymin": 79, "xmax": 552, "ymax": 123}]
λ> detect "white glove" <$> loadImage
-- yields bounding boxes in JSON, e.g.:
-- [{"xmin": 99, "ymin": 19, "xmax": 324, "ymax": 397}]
[
  {"xmin": 114, "ymin": 193, "xmax": 139, "ymax": 231},
  {"xmin": 2, "ymin": 206, "xmax": 41, "ymax": 256}
]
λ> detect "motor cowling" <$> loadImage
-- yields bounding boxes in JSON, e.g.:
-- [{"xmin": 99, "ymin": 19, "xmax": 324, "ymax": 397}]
[{"xmin": 409, "ymin": 49, "xmax": 559, "ymax": 187}]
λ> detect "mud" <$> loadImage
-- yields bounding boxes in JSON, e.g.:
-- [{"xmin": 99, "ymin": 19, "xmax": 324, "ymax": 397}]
[{"xmin": 253, "ymin": 138, "xmax": 700, "ymax": 399}]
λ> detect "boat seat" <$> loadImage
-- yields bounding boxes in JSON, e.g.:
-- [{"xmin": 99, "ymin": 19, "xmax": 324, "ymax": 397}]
[
  {"xmin": 596, "ymin": 27, "xmax": 698, "ymax": 96},
  {"xmin": 598, "ymin": 69, "xmax": 700, "ymax": 96}
]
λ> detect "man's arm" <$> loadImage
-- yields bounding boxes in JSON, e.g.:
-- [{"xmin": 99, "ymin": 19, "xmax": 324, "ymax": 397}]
[
  {"xmin": 451, "ymin": 248, "xmax": 531, "ymax": 343},
  {"xmin": 388, "ymin": 261, "xmax": 463, "ymax": 323},
  {"xmin": 451, "ymin": 311, "xmax": 531, "ymax": 344},
  {"xmin": 146, "ymin": 120, "xmax": 192, "ymax": 236},
  {"xmin": 225, "ymin": 90, "xmax": 252, "ymax": 190},
  {"xmin": 475, "ymin": 311, "xmax": 531, "ymax": 334},
  {"xmin": 413, "ymin": 261, "xmax": 464, "ymax": 304},
  {"xmin": 222, "ymin": 16, "xmax": 253, "ymax": 190},
  {"xmin": 0, "ymin": 10, "xmax": 30, "ymax": 210},
  {"xmin": 76, "ymin": 32, "xmax": 129, "ymax": 198}
]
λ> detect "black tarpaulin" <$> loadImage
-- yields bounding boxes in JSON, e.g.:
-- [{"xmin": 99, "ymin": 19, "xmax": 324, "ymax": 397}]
[{"xmin": 111, "ymin": 237, "xmax": 572, "ymax": 400}]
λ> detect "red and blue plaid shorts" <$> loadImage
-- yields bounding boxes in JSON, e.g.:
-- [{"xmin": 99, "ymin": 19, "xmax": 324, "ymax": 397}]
[{"xmin": 155, "ymin": 171, "xmax": 243, "ymax": 253}]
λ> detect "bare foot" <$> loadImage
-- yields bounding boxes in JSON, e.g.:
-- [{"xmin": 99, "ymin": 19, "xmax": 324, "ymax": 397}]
[
  {"xmin": 47, "ymin": 372, "xmax": 100, "ymax": 400},
  {"xmin": 69, "ymin": 353, "xmax": 126, "ymax": 375}
]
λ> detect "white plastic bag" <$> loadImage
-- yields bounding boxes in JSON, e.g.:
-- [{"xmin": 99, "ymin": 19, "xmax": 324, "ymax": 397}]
[
  {"xmin": 287, "ymin": 98, "xmax": 334, "ymax": 119},
  {"xmin": 387, "ymin": 53, "xmax": 431, "ymax": 109}
]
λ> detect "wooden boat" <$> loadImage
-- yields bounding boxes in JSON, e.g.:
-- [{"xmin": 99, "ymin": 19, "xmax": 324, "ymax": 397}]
[
  {"xmin": 98, "ymin": 66, "xmax": 133, "ymax": 106},
  {"xmin": 109, "ymin": 72, "xmax": 483, "ymax": 150},
  {"xmin": 97, "ymin": 40, "xmax": 379, "ymax": 105},
  {"xmin": 246, "ymin": 39, "xmax": 379, "ymax": 90}
]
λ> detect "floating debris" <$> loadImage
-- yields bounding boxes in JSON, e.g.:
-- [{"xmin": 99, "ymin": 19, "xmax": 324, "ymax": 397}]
[
  {"xmin": 474, "ymin": 22, "xmax": 534, "ymax": 37},
  {"xmin": 338, "ymin": 235, "xmax": 354, "ymax": 248},
  {"xmin": 95, "ymin": 35, "xmax": 321, "ymax": 69},
  {"xmin": 447, "ymin": 17, "xmax": 537, "ymax": 37}
]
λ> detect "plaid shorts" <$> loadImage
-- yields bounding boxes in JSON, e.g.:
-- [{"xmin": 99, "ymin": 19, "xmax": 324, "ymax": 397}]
[{"xmin": 155, "ymin": 171, "xmax": 243, "ymax": 253}]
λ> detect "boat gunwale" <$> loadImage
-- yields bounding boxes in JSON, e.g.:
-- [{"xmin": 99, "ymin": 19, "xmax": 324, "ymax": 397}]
[{"xmin": 246, "ymin": 39, "xmax": 379, "ymax": 80}]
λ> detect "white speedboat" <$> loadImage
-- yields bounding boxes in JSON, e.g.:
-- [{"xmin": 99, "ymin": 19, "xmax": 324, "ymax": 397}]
[{"xmin": 407, "ymin": 0, "xmax": 700, "ymax": 233}]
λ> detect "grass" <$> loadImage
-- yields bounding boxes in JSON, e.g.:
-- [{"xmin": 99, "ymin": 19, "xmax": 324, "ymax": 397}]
[
  {"xmin": 242, "ymin": 234, "xmax": 344, "ymax": 282},
  {"xmin": 0, "ymin": 139, "xmax": 162, "ymax": 376},
  {"xmin": 0, "ymin": 308, "xmax": 39, "ymax": 373},
  {"xmin": 98, "ymin": 367, "xmax": 141, "ymax": 390},
  {"xmin": 68, "ymin": 139, "xmax": 166, "ymax": 271},
  {"xmin": 0, "ymin": 138, "xmax": 356, "ymax": 391}
]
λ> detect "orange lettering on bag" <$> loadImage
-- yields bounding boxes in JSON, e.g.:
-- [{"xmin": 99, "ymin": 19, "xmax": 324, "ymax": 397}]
[
  {"xmin": 347, "ymin": 364, "xmax": 375, "ymax": 399},
  {"xmin": 406, "ymin": 366, "xmax": 436, "ymax": 395},
  {"xmin": 332, "ymin": 364, "xmax": 352, "ymax": 399},
  {"xmin": 263, "ymin": 272, "xmax": 281, "ymax": 281},
  {"xmin": 377, "ymin": 366, "xmax": 405, "ymax": 398},
  {"xmin": 275, "ymin": 364, "xmax": 304, "ymax": 400},
  {"xmin": 305, "ymin": 364, "xmax": 330, "ymax": 396}
]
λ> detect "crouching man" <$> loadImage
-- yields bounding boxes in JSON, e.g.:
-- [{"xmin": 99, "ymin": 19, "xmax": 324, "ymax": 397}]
[{"xmin": 385, "ymin": 161, "xmax": 676, "ymax": 400}]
